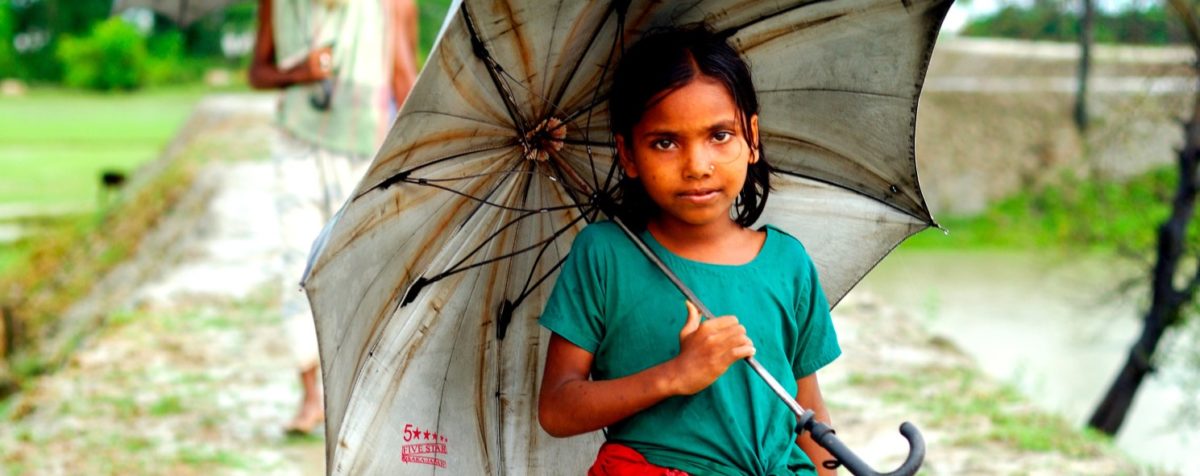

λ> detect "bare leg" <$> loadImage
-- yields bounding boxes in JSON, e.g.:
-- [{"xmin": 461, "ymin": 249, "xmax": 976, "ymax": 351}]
[{"xmin": 286, "ymin": 363, "xmax": 324, "ymax": 434}]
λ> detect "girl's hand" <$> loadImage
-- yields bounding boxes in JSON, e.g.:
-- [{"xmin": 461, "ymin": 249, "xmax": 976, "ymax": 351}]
[
  {"xmin": 670, "ymin": 300, "xmax": 755, "ymax": 395},
  {"xmin": 306, "ymin": 46, "xmax": 334, "ymax": 82}
]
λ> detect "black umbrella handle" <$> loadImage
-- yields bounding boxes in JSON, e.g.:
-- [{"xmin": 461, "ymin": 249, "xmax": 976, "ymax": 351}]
[
  {"xmin": 801, "ymin": 414, "xmax": 925, "ymax": 476},
  {"xmin": 310, "ymin": 78, "xmax": 335, "ymax": 111}
]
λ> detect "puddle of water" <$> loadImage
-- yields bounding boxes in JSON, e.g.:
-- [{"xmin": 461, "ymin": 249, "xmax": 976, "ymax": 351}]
[{"xmin": 853, "ymin": 249, "xmax": 1196, "ymax": 473}]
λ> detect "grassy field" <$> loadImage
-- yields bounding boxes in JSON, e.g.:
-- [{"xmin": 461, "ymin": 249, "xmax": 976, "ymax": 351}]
[
  {"xmin": 0, "ymin": 88, "xmax": 207, "ymax": 207},
  {"xmin": 899, "ymin": 164, "xmax": 1178, "ymax": 254}
]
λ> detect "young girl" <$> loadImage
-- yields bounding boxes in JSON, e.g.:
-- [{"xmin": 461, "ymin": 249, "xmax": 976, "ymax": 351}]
[{"xmin": 538, "ymin": 27, "xmax": 841, "ymax": 476}]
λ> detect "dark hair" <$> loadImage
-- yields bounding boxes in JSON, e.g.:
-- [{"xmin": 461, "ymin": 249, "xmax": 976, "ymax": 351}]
[{"xmin": 608, "ymin": 25, "xmax": 771, "ymax": 230}]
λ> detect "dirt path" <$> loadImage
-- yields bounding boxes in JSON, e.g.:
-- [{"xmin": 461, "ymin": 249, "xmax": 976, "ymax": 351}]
[{"xmin": 0, "ymin": 93, "xmax": 1167, "ymax": 475}]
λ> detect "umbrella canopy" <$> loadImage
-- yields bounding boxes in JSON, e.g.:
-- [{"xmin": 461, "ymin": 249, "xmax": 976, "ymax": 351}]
[
  {"xmin": 111, "ymin": 0, "xmax": 244, "ymax": 26},
  {"xmin": 303, "ymin": 0, "xmax": 951, "ymax": 473}
]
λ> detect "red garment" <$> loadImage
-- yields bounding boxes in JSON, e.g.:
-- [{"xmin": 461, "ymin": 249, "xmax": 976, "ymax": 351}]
[{"xmin": 587, "ymin": 443, "xmax": 690, "ymax": 476}]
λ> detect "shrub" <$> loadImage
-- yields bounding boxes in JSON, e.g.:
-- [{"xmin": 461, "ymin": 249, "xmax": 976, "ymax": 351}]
[
  {"xmin": 144, "ymin": 30, "xmax": 193, "ymax": 86},
  {"xmin": 55, "ymin": 18, "xmax": 148, "ymax": 91},
  {"xmin": 0, "ymin": 0, "xmax": 18, "ymax": 78}
]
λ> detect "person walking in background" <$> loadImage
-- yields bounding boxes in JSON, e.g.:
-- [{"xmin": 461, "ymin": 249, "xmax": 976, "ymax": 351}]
[{"xmin": 249, "ymin": 0, "xmax": 418, "ymax": 435}]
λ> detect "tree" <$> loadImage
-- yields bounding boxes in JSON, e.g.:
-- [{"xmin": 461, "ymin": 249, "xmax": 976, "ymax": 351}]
[
  {"xmin": 1074, "ymin": 0, "xmax": 1093, "ymax": 132},
  {"xmin": 7, "ymin": 0, "xmax": 111, "ymax": 81},
  {"xmin": 1088, "ymin": 0, "xmax": 1200, "ymax": 434},
  {"xmin": 0, "ymin": 0, "xmax": 17, "ymax": 77},
  {"xmin": 962, "ymin": 0, "xmax": 1188, "ymax": 45}
]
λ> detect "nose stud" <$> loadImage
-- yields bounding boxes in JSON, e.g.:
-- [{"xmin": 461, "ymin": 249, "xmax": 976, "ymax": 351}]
[{"xmin": 709, "ymin": 164, "xmax": 714, "ymax": 172}]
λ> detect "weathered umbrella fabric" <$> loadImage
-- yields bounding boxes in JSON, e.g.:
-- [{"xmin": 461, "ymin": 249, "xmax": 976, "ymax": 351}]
[
  {"xmin": 303, "ymin": 0, "xmax": 951, "ymax": 473},
  {"xmin": 111, "ymin": 0, "xmax": 243, "ymax": 26}
]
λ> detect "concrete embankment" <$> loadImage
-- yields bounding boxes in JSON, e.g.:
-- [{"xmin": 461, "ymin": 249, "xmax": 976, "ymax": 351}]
[{"xmin": 917, "ymin": 37, "xmax": 1194, "ymax": 215}]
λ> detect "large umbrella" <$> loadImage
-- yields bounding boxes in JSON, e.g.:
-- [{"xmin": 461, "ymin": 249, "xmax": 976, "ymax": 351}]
[{"xmin": 303, "ymin": 0, "xmax": 951, "ymax": 474}]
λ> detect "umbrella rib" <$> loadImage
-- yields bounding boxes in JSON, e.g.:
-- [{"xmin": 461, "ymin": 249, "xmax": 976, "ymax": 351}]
[
  {"xmin": 537, "ymin": 0, "xmax": 566, "ymax": 119},
  {"xmin": 444, "ymin": 161, "xmax": 537, "ymax": 275},
  {"xmin": 714, "ymin": 0, "xmax": 839, "ymax": 38},
  {"xmin": 573, "ymin": 9, "xmax": 625, "ymax": 195},
  {"xmin": 508, "ymin": 254, "xmax": 569, "ymax": 316},
  {"xmin": 561, "ymin": 92, "xmax": 609, "ymax": 125},
  {"xmin": 543, "ymin": 151, "xmax": 605, "ymax": 212},
  {"xmin": 496, "ymin": 65, "xmax": 572, "ymax": 121},
  {"xmin": 559, "ymin": 137, "xmax": 612, "ymax": 148},
  {"xmin": 509, "ymin": 223, "xmax": 580, "ymax": 311},
  {"xmin": 363, "ymin": 143, "xmax": 516, "ymax": 196},
  {"xmin": 440, "ymin": 182, "xmax": 579, "ymax": 279},
  {"xmin": 547, "ymin": 1, "xmax": 624, "ymax": 111},
  {"xmin": 403, "ymin": 109, "xmax": 511, "ymax": 129},
  {"xmin": 406, "ymin": 170, "xmax": 558, "ymax": 184},
  {"xmin": 456, "ymin": 153, "xmax": 534, "ymax": 232},
  {"xmin": 427, "ymin": 211, "xmax": 592, "ymax": 285},
  {"xmin": 506, "ymin": 181, "xmax": 587, "ymax": 309},
  {"xmin": 758, "ymin": 87, "xmax": 908, "ymax": 100},
  {"xmin": 460, "ymin": 2, "xmax": 531, "ymax": 138},
  {"xmin": 407, "ymin": 179, "xmax": 583, "ymax": 214}
]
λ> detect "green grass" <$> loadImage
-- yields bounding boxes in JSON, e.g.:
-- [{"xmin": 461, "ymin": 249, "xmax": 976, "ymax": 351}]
[
  {"xmin": 0, "ymin": 88, "xmax": 206, "ymax": 207},
  {"xmin": 903, "ymin": 167, "xmax": 1180, "ymax": 253},
  {"xmin": 848, "ymin": 366, "xmax": 1114, "ymax": 457},
  {"xmin": 0, "ymin": 87, "xmax": 208, "ymax": 274},
  {"xmin": 418, "ymin": 0, "xmax": 455, "ymax": 66},
  {"xmin": 148, "ymin": 395, "xmax": 185, "ymax": 417},
  {"xmin": 175, "ymin": 446, "xmax": 256, "ymax": 470}
]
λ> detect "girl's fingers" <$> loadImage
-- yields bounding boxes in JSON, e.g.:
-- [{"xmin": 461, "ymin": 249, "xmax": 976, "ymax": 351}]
[
  {"xmin": 732, "ymin": 344, "xmax": 756, "ymax": 359},
  {"xmin": 700, "ymin": 315, "xmax": 738, "ymax": 330},
  {"xmin": 680, "ymin": 300, "xmax": 701, "ymax": 338}
]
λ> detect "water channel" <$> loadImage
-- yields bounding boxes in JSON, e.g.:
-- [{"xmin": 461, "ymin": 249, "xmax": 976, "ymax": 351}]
[{"xmin": 852, "ymin": 248, "xmax": 1197, "ymax": 474}]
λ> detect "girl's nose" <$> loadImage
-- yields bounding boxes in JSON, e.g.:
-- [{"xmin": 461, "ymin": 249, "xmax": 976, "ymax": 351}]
[{"xmin": 683, "ymin": 147, "xmax": 713, "ymax": 179}]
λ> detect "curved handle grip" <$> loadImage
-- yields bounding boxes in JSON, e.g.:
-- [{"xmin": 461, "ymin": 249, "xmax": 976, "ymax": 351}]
[
  {"xmin": 806, "ymin": 420, "xmax": 925, "ymax": 476},
  {"xmin": 309, "ymin": 78, "xmax": 335, "ymax": 111}
]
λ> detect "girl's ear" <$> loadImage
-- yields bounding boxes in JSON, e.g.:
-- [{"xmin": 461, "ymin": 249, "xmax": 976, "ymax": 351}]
[
  {"xmin": 616, "ymin": 134, "xmax": 639, "ymax": 178},
  {"xmin": 748, "ymin": 114, "xmax": 761, "ymax": 164}
]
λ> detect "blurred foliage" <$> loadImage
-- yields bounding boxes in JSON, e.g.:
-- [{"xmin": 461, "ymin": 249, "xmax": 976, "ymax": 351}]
[
  {"xmin": 4, "ymin": 0, "xmax": 111, "ymax": 81},
  {"xmin": 56, "ymin": 18, "xmax": 148, "ymax": 90},
  {"xmin": 418, "ymin": 0, "xmax": 453, "ymax": 61},
  {"xmin": 962, "ymin": 0, "xmax": 1187, "ymax": 45},
  {"xmin": 906, "ymin": 166, "xmax": 1182, "ymax": 252},
  {"xmin": 1, "ymin": 0, "xmax": 256, "ymax": 87},
  {"xmin": 0, "ymin": 0, "xmax": 16, "ymax": 75},
  {"xmin": 0, "ymin": 89, "xmax": 204, "ymax": 207}
]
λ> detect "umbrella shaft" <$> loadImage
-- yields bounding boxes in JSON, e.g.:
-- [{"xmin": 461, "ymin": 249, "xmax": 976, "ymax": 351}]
[
  {"xmin": 608, "ymin": 217, "xmax": 810, "ymax": 421},
  {"xmin": 744, "ymin": 356, "xmax": 807, "ymax": 417}
]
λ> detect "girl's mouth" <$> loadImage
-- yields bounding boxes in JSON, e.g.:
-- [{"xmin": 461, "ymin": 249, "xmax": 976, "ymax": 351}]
[{"xmin": 677, "ymin": 188, "xmax": 721, "ymax": 203}]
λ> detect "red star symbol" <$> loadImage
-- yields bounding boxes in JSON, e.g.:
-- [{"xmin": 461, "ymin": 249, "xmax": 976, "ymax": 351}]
[{"xmin": 423, "ymin": 430, "xmax": 431, "ymax": 440}]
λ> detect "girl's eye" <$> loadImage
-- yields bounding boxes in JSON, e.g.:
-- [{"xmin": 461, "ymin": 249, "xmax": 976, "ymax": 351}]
[
  {"xmin": 651, "ymin": 139, "xmax": 675, "ymax": 150},
  {"xmin": 712, "ymin": 131, "xmax": 733, "ymax": 143}
]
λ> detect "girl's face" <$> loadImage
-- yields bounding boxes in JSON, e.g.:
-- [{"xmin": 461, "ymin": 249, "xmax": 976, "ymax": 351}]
[{"xmin": 617, "ymin": 76, "xmax": 759, "ymax": 230}]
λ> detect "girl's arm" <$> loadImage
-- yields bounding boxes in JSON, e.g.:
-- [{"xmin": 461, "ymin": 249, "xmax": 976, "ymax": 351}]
[
  {"xmin": 796, "ymin": 373, "xmax": 837, "ymax": 476},
  {"xmin": 538, "ymin": 301, "xmax": 754, "ymax": 437},
  {"xmin": 387, "ymin": 0, "xmax": 418, "ymax": 105},
  {"xmin": 248, "ymin": 0, "xmax": 331, "ymax": 90}
]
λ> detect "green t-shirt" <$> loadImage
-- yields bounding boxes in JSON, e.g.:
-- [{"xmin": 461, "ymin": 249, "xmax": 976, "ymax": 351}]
[{"xmin": 540, "ymin": 221, "xmax": 841, "ymax": 476}]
